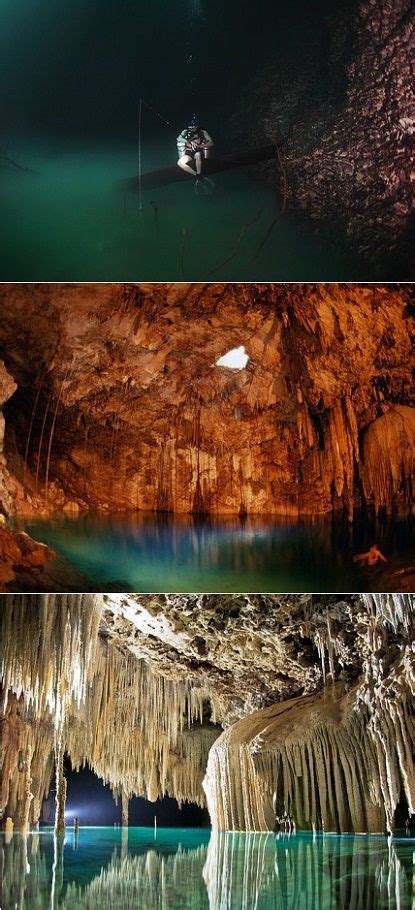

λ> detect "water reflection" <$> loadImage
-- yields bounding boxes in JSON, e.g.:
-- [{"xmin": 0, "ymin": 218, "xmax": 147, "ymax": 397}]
[
  {"xmin": 1, "ymin": 829, "xmax": 413, "ymax": 910},
  {"xmin": 21, "ymin": 508, "xmax": 414, "ymax": 593}
]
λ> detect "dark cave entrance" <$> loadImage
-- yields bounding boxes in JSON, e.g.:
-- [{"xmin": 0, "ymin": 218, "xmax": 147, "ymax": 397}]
[{"xmin": 42, "ymin": 758, "xmax": 210, "ymax": 828}]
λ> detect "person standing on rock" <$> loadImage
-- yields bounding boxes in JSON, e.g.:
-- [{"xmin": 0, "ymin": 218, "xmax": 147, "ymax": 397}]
[{"xmin": 177, "ymin": 116, "xmax": 215, "ymax": 193}]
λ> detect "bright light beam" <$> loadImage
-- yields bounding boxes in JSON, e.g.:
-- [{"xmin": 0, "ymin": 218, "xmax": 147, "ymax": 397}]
[{"xmin": 216, "ymin": 345, "xmax": 249, "ymax": 369}]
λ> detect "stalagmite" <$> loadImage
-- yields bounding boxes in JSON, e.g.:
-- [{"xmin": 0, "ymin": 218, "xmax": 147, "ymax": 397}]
[
  {"xmin": 54, "ymin": 737, "xmax": 66, "ymax": 835},
  {"xmin": 121, "ymin": 790, "xmax": 129, "ymax": 827}
]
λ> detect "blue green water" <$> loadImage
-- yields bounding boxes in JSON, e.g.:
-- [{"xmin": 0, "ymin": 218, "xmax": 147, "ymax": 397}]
[
  {"xmin": 0, "ymin": 139, "xmax": 364, "ymax": 281},
  {"xmin": 20, "ymin": 510, "xmax": 414, "ymax": 593},
  {"xmin": 1, "ymin": 828, "xmax": 413, "ymax": 909}
]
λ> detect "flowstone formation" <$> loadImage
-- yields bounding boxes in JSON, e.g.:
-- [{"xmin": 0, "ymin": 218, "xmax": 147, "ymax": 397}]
[
  {"xmin": 1, "ymin": 593, "xmax": 413, "ymax": 834},
  {"xmin": 0, "ymin": 283, "xmax": 413, "ymax": 521}
]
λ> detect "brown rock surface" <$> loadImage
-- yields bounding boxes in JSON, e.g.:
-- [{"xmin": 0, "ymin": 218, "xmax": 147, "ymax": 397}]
[
  {"xmin": 0, "ymin": 528, "xmax": 55, "ymax": 591},
  {"xmin": 233, "ymin": 0, "xmax": 414, "ymax": 274},
  {"xmin": 0, "ymin": 283, "xmax": 413, "ymax": 519}
]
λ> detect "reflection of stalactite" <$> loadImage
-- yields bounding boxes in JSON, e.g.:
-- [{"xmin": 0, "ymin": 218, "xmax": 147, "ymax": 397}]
[
  {"xmin": 59, "ymin": 845, "xmax": 210, "ymax": 910},
  {"xmin": 2, "ymin": 830, "xmax": 412, "ymax": 910},
  {"xmin": 204, "ymin": 831, "xmax": 413, "ymax": 910}
]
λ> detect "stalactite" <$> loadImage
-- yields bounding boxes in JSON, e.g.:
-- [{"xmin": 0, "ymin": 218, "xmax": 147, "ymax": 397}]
[
  {"xmin": 204, "ymin": 685, "xmax": 394, "ymax": 833},
  {"xmin": 1, "ymin": 594, "xmax": 219, "ymax": 814},
  {"xmin": 321, "ymin": 396, "xmax": 359, "ymax": 520},
  {"xmin": 65, "ymin": 643, "xmax": 218, "ymax": 806},
  {"xmin": 45, "ymin": 362, "xmax": 74, "ymax": 503},
  {"xmin": 2, "ymin": 285, "xmax": 413, "ymax": 520},
  {"xmin": 360, "ymin": 406, "xmax": 415, "ymax": 513},
  {"xmin": 204, "ymin": 593, "xmax": 414, "ymax": 834},
  {"xmin": 1, "ymin": 593, "xmax": 412, "ymax": 833}
]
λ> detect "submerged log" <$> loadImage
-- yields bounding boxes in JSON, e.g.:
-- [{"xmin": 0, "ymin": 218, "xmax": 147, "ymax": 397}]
[{"xmin": 121, "ymin": 144, "xmax": 278, "ymax": 192}]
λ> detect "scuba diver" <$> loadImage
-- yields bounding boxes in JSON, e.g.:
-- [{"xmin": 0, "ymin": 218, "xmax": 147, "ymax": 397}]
[{"xmin": 177, "ymin": 117, "xmax": 215, "ymax": 193}]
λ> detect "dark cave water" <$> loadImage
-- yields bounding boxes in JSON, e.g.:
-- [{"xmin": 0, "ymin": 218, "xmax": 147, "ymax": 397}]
[
  {"xmin": 1, "ymin": 828, "xmax": 413, "ymax": 909},
  {"xmin": 0, "ymin": 139, "xmax": 363, "ymax": 281},
  {"xmin": 19, "ymin": 509, "xmax": 414, "ymax": 593},
  {"xmin": 1, "ymin": 0, "xmax": 370, "ymax": 280}
]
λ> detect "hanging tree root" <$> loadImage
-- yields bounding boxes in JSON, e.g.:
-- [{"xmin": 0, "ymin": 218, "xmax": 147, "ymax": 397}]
[
  {"xmin": 206, "ymin": 210, "xmax": 263, "ymax": 277},
  {"xmin": 0, "ymin": 148, "xmax": 37, "ymax": 175},
  {"xmin": 253, "ymin": 147, "xmax": 288, "ymax": 261},
  {"xmin": 180, "ymin": 227, "xmax": 188, "ymax": 280}
]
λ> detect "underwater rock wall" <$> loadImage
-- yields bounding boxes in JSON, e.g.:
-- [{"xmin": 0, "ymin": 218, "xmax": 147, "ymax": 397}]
[
  {"xmin": 233, "ymin": 0, "xmax": 414, "ymax": 274},
  {"xmin": 0, "ymin": 283, "xmax": 413, "ymax": 519}
]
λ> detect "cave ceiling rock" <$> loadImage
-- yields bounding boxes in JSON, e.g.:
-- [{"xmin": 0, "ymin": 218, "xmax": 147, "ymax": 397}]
[{"xmin": 0, "ymin": 283, "xmax": 413, "ymax": 517}]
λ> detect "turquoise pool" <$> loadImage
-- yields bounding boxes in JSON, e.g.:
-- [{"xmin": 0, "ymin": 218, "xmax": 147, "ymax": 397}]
[
  {"xmin": 1, "ymin": 827, "xmax": 413, "ymax": 909},
  {"xmin": 20, "ymin": 509, "xmax": 414, "ymax": 593}
]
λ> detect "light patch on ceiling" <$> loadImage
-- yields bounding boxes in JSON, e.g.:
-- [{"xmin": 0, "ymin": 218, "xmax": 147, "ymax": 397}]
[{"xmin": 216, "ymin": 345, "xmax": 249, "ymax": 370}]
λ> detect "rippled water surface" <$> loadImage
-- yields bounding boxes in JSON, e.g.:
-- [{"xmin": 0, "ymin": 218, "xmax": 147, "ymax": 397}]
[
  {"xmin": 1, "ymin": 828, "xmax": 413, "ymax": 910},
  {"xmin": 20, "ymin": 510, "xmax": 414, "ymax": 593}
]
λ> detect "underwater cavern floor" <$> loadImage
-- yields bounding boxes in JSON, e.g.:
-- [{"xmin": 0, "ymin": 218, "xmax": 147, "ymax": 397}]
[
  {"xmin": 1, "ymin": 827, "xmax": 414, "ymax": 909},
  {"xmin": 11, "ymin": 509, "xmax": 415, "ymax": 593},
  {"xmin": 0, "ymin": 140, "xmax": 368, "ymax": 282}
]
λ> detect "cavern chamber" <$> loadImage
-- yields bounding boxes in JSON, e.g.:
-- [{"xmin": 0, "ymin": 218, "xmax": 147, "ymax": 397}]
[
  {"xmin": 1, "ymin": 593, "xmax": 414, "ymax": 836},
  {"xmin": 0, "ymin": 282, "xmax": 414, "ymax": 594}
]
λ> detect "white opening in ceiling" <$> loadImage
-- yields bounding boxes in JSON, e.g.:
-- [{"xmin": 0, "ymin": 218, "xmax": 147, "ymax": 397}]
[{"xmin": 216, "ymin": 345, "xmax": 249, "ymax": 369}]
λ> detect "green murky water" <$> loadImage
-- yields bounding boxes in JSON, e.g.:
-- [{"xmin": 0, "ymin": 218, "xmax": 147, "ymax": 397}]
[
  {"xmin": 20, "ymin": 509, "xmax": 414, "ymax": 593},
  {"xmin": 1, "ymin": 828, "xmax": 413, "ymax": 909},
  {"xmin": 0, "ymin": 140, "xmax": 364, "ymax": 281}
]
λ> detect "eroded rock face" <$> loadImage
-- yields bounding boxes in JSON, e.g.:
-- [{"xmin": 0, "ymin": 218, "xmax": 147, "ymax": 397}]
[
  {"xmin": 233, "ymin": 0, "xmax": 414, "ymax": 275},
  {"xmin": 0, "ymin": 362, "xmax": 18, "ymax": 516},
  {"xmin": 0, "ymin": 529, "xmax": 54, "ymax": 592},
  {"xmin": 0, "ymin": 283, "xmax": 413, "ymax": 519}
]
